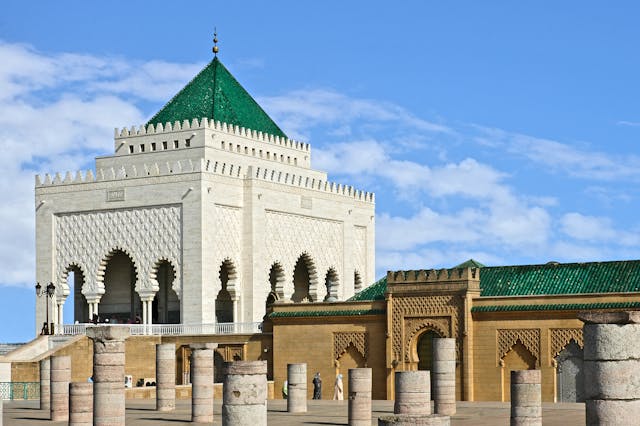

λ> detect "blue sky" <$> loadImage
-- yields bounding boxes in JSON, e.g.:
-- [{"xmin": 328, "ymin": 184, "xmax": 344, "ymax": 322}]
[{"xmin": 2, "ymin": 1, "xmax": 640, "ymax": 341}]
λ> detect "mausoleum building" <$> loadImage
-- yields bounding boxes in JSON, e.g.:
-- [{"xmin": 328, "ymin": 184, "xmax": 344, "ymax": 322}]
[{"xmin": 34, "ymin": 55, "xmax": 375, "ymax": 333}]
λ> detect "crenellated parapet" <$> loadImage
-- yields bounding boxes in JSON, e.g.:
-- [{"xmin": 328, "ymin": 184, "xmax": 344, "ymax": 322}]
[
  {"xmin": 386, "ymin": 267, "xmax": 481, "ymax": 295},
  {"xmin": 249, "ymin": 165, "xmax": 374, "ymax": 203},
  {"xmin": 388, "ymin": 267, "xmax": 480, "ymax": 283},
  {"xmin": 114, "ymin": 117, "xmax": 310, "ymax": 152},
  {"xmin": 35, "ymin": 159, "xmax": 374, "ymax": 203}
]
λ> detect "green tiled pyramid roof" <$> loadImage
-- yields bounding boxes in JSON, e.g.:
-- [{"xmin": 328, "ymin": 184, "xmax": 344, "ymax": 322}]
[
  {"xmin": 147, "ymin": 57, "xmax": 286, "ymax": 138},
  {"xmin": 454, "ymin": 259, "xmax": 486, "ymax": 269},
  {"xmin": 348, "ymin": 259, "xmax": 640, "ymax": 301}
]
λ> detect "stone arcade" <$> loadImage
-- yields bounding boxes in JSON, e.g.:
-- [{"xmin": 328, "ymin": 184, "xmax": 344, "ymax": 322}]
[{"xmin": 34, "ymin": 54, "xmax": 375, "ymax": 333}]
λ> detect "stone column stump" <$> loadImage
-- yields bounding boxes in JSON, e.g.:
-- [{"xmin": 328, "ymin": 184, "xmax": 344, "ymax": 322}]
[
  {"xmin": 156, "ymin": 343, "xmax": 176, "ymax": 412},
  {"xmin": 348, "ymin": 368, "xmax": 372, "ymax": 426},
  {"xmin": 87, "ymin": 325, "xmax": 130, "ymax": 426},
  {"xmin": 287, "ymin": 363, "xmax": 307, "ymax": 413},
  {"xmin": 510, "ymin": 370, "xmax": 541, "ymax": 426},
  {"xmin": 580, "ymin": 311, "xmax": 640, "ymax": 425},
  {"xmin": 190, "ymin": 343, "xmax": 216, "ymax": 423},
  {"xmin": 39, "ymin": 358, "xmax": 50, "ymax": 411},
  {"xmin": 378, "ymin": 414, "xmax": 451, "ymax": 426},
  {"xmin": 432, "ymin": 338, "xmax": 456, "ymax": 415},
  {"xmin": 222, "ymin": 360, "xmax": 268, "ymax": 426},
  {"xmin": 69, "ymin": 382, "xmax": 93, "ymax": 426},
  {"xmin": 50, "ymin": 355, "xmax": 71, "ymax": 421},
  {"xmin": 394, "ymin": 371, "xmax": 431, "ymax": 415}
]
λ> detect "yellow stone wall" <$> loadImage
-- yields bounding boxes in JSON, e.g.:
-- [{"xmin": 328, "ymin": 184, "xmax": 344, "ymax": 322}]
[{"xmin": 270, "ymin": 301, "xmax": 388, "ymax": 400}]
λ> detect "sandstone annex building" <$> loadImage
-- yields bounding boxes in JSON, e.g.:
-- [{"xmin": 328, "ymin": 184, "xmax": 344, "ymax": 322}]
[{"xmin": 5, "ymin": 47, "xmax": 640, "ymax": 405}]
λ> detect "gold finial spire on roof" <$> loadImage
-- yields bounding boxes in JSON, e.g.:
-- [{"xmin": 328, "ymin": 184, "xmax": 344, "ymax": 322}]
[{"xmin": 212, "ymin": 28, "xmax": 219, "ymax": 56}]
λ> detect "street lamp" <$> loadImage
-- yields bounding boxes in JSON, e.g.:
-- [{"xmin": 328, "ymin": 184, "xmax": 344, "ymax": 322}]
[{"xmin": 35, "ymin": 282, "xmax": 56, "ymax": 335}]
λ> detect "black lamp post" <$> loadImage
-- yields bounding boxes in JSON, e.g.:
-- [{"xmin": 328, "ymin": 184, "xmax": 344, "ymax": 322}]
[{"xmin": 36, "ymin": 282, "xmax": 56, "ymax": 335}]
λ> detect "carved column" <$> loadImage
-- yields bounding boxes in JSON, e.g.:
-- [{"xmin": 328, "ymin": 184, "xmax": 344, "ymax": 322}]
[
  {"xmin": 348, "ymin": 368, "xmax": 372, "ymax": 426},
  {"xmin": 222, "ymin": 361, "xmax": 268, "ymax": 426},
  {"xmin": 156, "ymin": 343, "xmax": 176, "ymax": 411},
  {"xmin": 580, "ymin": 312, "xmax": 640, "ymax": 425},
  {"xmin": 50, "ymin": 355, "xmax": 71, "ymax": 421},
  {"xmin": 190, "ymin": 343, "xmax": 217, "ymax": 423},
  {"xmin": 39, "ymin": 358, "xmax": 50, "ymax": 411},
  {"xmin": 510, "ymin": 370, "xmax": 541, "ymax": 426},
  {"xmin": 87, "ymin": 325, "xmax": 129, "ymax": 426}
]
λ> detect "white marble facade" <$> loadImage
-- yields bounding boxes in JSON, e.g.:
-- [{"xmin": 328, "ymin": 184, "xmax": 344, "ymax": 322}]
[{"xmin": 34, "ymin": 119, "xmax": 375, "ymax": 334}]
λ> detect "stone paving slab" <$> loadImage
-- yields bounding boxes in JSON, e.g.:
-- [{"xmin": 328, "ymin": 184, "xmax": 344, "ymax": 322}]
[{"xmin": 2, "ymin": 399, "xmax": 585, "ymax": 425}]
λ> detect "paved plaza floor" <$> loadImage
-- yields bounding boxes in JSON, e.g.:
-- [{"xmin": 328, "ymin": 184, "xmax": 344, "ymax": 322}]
[{"xmin": 3, "ymin": 399, "xmax": 585, "ymax": 425}]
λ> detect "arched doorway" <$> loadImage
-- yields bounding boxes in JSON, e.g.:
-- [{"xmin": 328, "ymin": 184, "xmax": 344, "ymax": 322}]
[
  {"xmin": 292, "ymin": 254, "xmax": 315, "ymax": 302},
  {"xmin": 215, "ymin": 260, "xmax": 235, "ymax": 323},
  {"xmin": 556, "ymin": 341, "xmax": 584, "ymax": 402},
  {"xmin": 337, "ymin": 344, "xmax": 366, "ymax": 400},
  {"xmin": 100, "ymin": 250, "xmax": 139, "ymax": 323},
  {"xmin": 152, "ymin": 260, "xmax": 180, "ymax": 324},
  {"xmin": 501, "ymin": 342, "xmax": 536, "ymax": 402},
  {"xmin": 64, "ymin": 265, "xmax": 88, "ymax": 324},
  {"xmin": 416, "ymin": 330, "xmax": 442, "ymax": 371},
  {"xmin": 265, "ymin": 263, "xmax": 284, "ymax": 313},
  {"xmin": 323, "ymin": 268, "xmax": 339, "ymax": 302},
  {"xmin": 354, "ymin": 271, "xmax": 363, "ymax": 292}
]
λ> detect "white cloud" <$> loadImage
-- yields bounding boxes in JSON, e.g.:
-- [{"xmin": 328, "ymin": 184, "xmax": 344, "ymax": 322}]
[
  {"xmin": 0, "ymin": 41, "xmax": 201, "ymax": 288},
  {"xmin": 259, "ymin": 89, "xmax": 451, "ymax": 141},
  {"xmin": 474, "ymin": 125, "xmax": 640, "ymax": 181}
]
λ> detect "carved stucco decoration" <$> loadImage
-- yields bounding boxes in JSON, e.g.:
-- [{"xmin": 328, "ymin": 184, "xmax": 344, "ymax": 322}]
[
  {"xmin": 497, "ymin": 328, "xmax": 541, "ymax": 365},
  {"xmin": 404, "ymin": 317, "xmax": 451, "ymax": 362},
  {"xmin": 353, "ymin": 225, "xmax": 367, "ymax": 284},
  {"xmin": 550, "ymin": 328, "xmax": 584, "ymax": 359},
  {"xmin": 212, "ymin": 205, "xmax": 242, "ymax": 297},
  {"xmin": 391, "ymin": 295, "xmax": 464, "ymax": 363},
  {"xmin": 55, "ymin": 206, "xmax": 182, "ymax": 300},
  {"xmin": 334, "ymin": 332, "xmax": 368, "ymax": 361},
  {"xmin": 265, "ymin": 210, "xmax": 343, "ymax": 301}
]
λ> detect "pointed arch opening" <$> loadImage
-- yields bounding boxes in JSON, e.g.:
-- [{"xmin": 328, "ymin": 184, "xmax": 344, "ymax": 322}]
[
  {"xmin": 323, "ymin": 268, "xmax": 339, "ymax": 302},
  {"xmin": 354, "ymin": 270, "xmax": 363, "ymax": 292},
  {"xmin": 291, "ymin": 253, "xmax": 317, "ymax": 303},
  {"xmin": 555, "ymin": 340, "xmax": 584, "ymax": 402},
  {"xmin": 215, "ymin": 259, "xmax": 236, "ymax": 323},
  {"xmin": 100, "ymin": 249, "xmax": 139, "ymax": 323},
  {"xmin": 501, "ymin": 341, "xmax": 537, "ymax": 402},
  {"xmin": 62, "ymin": 264, "xmax": 88, "ymax": 324},
  {"xmin": 266, "ymin": 263, "xmax": 285, "ymax": 313},
  {"xmin": 152, "ymin": 260, "xmax": 180, "ymax": 324}
]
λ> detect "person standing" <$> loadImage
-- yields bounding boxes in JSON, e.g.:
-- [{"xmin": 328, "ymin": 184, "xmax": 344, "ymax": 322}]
[
  {"xmin": 332, "ymin": 373, "xmax": 343, "ymax": 400},
  {"xmin": 312, "ymin": 372, "xmax": 322, "ymax": 399}
]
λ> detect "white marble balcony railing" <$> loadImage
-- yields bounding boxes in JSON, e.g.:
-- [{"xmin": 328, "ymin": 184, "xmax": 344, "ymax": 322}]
[{"xmin": 61, "ymin": 322, "xmax": 262, "ymax": 336}]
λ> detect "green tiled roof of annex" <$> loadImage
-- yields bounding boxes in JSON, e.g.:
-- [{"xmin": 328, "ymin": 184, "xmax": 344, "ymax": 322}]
[
  {"xmin": 147, "ymin": 57, "xmax": 287, "ymax": 138},
  {"xmin": 349, "ymin": 260, "xmax": 640, "ymax": 301}
]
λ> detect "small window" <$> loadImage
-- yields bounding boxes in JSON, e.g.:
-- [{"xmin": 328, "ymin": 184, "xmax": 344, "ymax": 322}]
[
  {"xmin": 221, "ymin": 141, "xmax": 225, "ymax": 149},
  {"xmin": 129, "ymin": 145, "xmax": 134, "ymax": 154},
  {"xmin": 294, "ymin": 158, "xmax": 298, "ymax": 166},
  {"xmin": 162, "ymin": 141, "xmax": 168, "ymax": 150},
  {"xmin": 185, "ymin": 139, "xmax": 191, "ymax": 147},
  {"xmin": 280, "ymin": 154, "xmax": 284, "ymax": 162},
  {"xmin": 174, "ymin": 140, "xmax": 179, "ymax": 149},
  {"xmin": 259, "ymin": 150, "xmax": 263, "ymax": 158},
  {"xmin": 236, "ymin": 144, "xmax": 241, "ymax": 152},
  {"xmin": 244, "ymin": 147, "xmax": 248, "ymax": 154},
  {"xmin": 139, "ymin": 144, "xmax": 145, "ymax": 152},
  {"xmin": 287, "ymin": 156, "xmax": 290, "ymax": 164},
  {"xmin": 151, "ymin": 142, "xmax": 156, "ymax": 151},
  {"xmin": 252, "ymin": 148, "xmax": 256, "ymax": 156}
]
